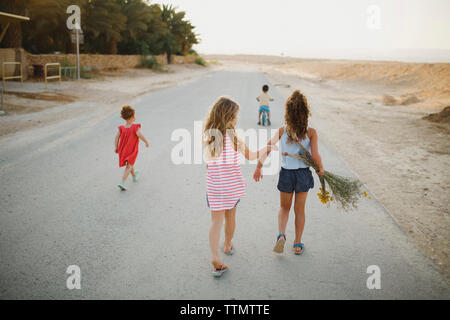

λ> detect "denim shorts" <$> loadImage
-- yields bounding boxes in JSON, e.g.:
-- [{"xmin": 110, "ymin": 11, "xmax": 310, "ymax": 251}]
[{"xmin": 277, "ymin": 167, "xmax": 314, "ymax": 193}]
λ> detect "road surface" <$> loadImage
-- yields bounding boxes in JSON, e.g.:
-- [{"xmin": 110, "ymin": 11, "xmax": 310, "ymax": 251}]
[{"xmin": 0, "ymin": 71, "xmax": 449, "ymax": 299}]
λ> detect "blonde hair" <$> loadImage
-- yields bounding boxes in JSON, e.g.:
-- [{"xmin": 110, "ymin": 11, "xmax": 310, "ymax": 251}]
[
  {"xmin": 285, "ymin": 90, "xmax": 311, "ymax": 142},
  {"xmin": 203, "ymin": 96, "xmax": 240, "ymax": 159}
]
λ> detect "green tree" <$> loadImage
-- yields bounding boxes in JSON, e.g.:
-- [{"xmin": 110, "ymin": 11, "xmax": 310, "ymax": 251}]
[
  {"xmin": 83, "ymin": 0, "xmax": 126, "ymax": 54},
  {"xmin": 5, "ymin": 0, "xmax": 199, "ymax": 57},
  {"xmin": 117, "ymin": 0, "xmax": 157, "ymax": 55},
  {"xmin": 21, "ymin": 0, "xmax": 75, "ymax": 53},
  {"xmin": 160, "ymin": 5, "xmax": 185, "ymax": 64},
  {"xmin": 159, "ymin": 5, "xmax": 199, "ymax": 62}
]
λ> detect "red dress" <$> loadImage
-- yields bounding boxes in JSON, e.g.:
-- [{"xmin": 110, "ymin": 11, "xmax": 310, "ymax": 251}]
[{"xmin": 118, "ymin": 123, "xmax": 141, "ymax": 167}]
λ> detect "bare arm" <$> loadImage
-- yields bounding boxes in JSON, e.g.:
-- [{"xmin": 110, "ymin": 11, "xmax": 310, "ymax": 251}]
[
  {"xmin": 253, "ymin": 127, "xmax": 284, "ymax": 181},
  {"xmin": 114, "ymin": 130, "xmax": 120, "ymax": 153},
  {"xmin": 257, "ymin": 127, "xmax": 283, "ymax": 169},
  {"xmin": 137, "ymin": 129, "xmax": 150, "ymax": 148},
  {"xmin": 236, "ymin": 136, "xmax": 274, "ymax": 161},
  {"xmin": 309, "ymin": 128, "xmax": 325, "ymax": 176}
]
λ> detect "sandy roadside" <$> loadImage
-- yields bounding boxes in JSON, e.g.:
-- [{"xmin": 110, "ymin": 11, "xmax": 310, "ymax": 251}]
[
  {"xmin": 207, "ymin": 55, "xmax": 450, "ymax": 280},
  {"xmin": 0, "ymin": 64, "xmax": 215, "ymax": 137}
]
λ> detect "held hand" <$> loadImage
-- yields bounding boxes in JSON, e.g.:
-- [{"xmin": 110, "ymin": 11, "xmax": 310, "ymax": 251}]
[
  {"xmin": 261, "ymin": 145, "xmax": 278, "ymax": 157},
  {"xmin": 115, "ymin": 149, "xmax": 118, "ymax": 154},
  {"xmin": 253, "ymin": 168, "xmax": 263, "ymax": 182},
  {"xmin": 316, "ymin": 168, "xmax": 325, "ymax": 176},
  {"xmin": 145, "ymin": 142, "xmax": 150, "ymax": 148}
]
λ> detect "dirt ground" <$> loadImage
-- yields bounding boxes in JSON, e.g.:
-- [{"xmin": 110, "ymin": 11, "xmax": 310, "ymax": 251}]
[{"xmin": 206, "ymin": 54, "xmax": 450, "ymax": 280}]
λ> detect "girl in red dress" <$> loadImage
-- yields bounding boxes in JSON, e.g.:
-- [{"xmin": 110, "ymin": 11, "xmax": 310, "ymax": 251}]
[{"xmin": 115, "ymin": 105, "xmax": 149, "ymax": 191}]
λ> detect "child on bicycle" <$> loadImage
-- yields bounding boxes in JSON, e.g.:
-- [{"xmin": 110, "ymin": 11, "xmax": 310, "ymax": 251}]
[{"xmin": 257, "ymin": 84, "xmax": 274, "ymax": 126}]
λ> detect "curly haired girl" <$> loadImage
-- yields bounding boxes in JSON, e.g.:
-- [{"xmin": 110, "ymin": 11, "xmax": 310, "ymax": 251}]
[
  {"xmin": 204, "ymin": 96, "xmax": 275, "ymax": 277},
  {"xmin": 115, "ymin": 105, "xmax": 149, "ymax": 191},
  {"xmin": 253, "ymin": 90, "xmax": 325, "ymax": 255}
]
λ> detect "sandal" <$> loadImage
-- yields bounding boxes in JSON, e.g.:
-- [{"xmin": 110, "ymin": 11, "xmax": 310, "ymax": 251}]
[
  {"xmin": 212, "ymin": 264, "xmax": 228, "ymax": 277},
  {"xmin": 224, "ymin": 246, "xmax": 235, "ymax": 256},
  {"xmin": 293, "ymin": 243, "xmax": 304, "ymax": 255},
  {"xmin": 273, "ymin": 233, "xmax": 286, "ymax": 253}
]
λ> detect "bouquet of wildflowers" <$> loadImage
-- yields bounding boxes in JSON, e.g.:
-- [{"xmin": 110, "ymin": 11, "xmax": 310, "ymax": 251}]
[{"xmin": 285, "ymin": 144, "xmax": 368, "ymax": 210}]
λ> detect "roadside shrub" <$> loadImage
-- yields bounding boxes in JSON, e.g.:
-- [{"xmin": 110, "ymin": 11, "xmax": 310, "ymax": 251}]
[
  {"xmin": 195, "ymin": 57, "xmax": 207, "ymax": 67},
  {"xmin": 81, "ymin": 66, "xmax": 94, "ymax": 79},
  {"xmin": 141, "ymin": 55, "xmax": 164, "ymax": 72}
]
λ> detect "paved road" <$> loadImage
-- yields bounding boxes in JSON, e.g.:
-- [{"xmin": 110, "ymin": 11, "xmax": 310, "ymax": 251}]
[{"xmin": 0, "ymin": 71, "xmax": 449, "ymax": 299}]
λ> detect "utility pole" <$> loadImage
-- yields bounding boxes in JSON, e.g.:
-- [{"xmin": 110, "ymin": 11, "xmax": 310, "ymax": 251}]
[
  {"xmin": 75, "ymin": 23, "xmax": 81, "ymax": 80},
  {"xmin": 67, "ymin": 5, "xmax": 82, "ymax": 80}
]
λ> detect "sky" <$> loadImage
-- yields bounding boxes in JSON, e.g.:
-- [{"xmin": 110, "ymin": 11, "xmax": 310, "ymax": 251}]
[{"xmin": 153, "ymin": 0, "xmax": 450, "ymax": 62}]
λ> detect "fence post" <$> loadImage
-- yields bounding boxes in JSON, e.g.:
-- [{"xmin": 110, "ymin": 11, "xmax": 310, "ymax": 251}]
[
  {"xmin": 0, "ymin": 86, "xmax": 4, "ymax": 115},
  {"xmin": 44, "ymin": 63, "xmax": 61, "ymax": 88},
  {"xmin": 1, "ymin": 62, "xmax": 23, "ymax": 92}
]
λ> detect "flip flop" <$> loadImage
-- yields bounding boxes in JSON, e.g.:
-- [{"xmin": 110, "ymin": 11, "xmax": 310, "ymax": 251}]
[
  {"xmin": 293, "ymin": 243, "xmax": 304, "ymax": 255},
  {"xmin": 273, "ymin": 233, "xmax": 286, "ymax": 253},
  {"xmin": 224, "ymin": 247, "xmax": 235, "ymax": 256},
  {"xmin": 212, "ymin": 264, "xmax": 228, "ymax": 277}
]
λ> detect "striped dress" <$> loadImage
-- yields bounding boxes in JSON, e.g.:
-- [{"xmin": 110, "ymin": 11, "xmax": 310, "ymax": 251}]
[{"xmin": 206, "ymin": 134, "xmax": 246, "ymax": 211}]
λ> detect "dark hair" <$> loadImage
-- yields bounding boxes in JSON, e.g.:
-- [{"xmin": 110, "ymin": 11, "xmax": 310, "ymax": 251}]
[
  {"xmin": 284, "ymin": 90, "xmax": 311, "ymax": 142},
  {"xmin": 121, "ymin": 105, "xmax": 135, "ymax": 120},
  {"xmin": 262, "ymin": 85, "xmax": 269, "ymax": 92}
]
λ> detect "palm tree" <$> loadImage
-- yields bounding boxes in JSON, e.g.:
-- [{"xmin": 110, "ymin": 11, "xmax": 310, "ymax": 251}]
[
  {"xmin": 83, "ymin": 0, "xmax": 126, "ymax": 54},
  {"xmin": 178, "ymin": 20, "xmax": 199, "ymax": 55},
  {"xmin": 7, "ymin": 0, "xmax": 199, "ymax": 57},
  {"xmin": 21, "ymin": 0, "xmax": 75, "ymax": 53},
  {"xmin": 121, "ymin": 0, "xmax": 152, "ymax": 41},
  {"xmin": 160, "ymin": 5, "xmax": 182, "ymax": 64},
  {"xmin": 117, "ymin": 0, "xmax": 154, "ymax": 55}
]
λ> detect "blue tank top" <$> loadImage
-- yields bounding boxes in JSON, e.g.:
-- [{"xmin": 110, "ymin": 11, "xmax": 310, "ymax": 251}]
[{"xmin": 280, "ymin": 128, "xmax": 311, "ymax": 169}]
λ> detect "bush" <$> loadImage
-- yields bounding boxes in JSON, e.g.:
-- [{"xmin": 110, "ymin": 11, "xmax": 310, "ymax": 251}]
[
  {"xmin": 195, "ymin": 57, "xmax": 207, "ymax": 67},
  {"xmin": 141, "ymin": 55, "xmax": 164, "ymax": 71},
  {"xmin": 81, "ymin": 66, "xmax": 94, "ymax": 79}
]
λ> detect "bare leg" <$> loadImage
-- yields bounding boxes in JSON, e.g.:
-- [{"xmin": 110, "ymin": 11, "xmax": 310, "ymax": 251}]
[
  {"xmin": 224, "ymin": 207, "xmax": 237, "ymax": 252},
  {"xmin": 122, "ymin": 163, "xmax": 133, "ymax": 183},
  {"xmin": 210, "ymin": 211, "xmax": 225, "ymax": 268},
  {"xmin": 130, "ymin": 166, "xmax": 136, "ymax": 178},
  {"xmin": 278, "ymin": 192, "xmax": 294, "ymax": 236},
  {"xmin": 293, "ymin": 192, "xmax": 308, "ymax": 253}
]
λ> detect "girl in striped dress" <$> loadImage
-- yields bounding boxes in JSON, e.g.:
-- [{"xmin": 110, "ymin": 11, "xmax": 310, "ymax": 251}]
[{"xmin": 203, "ymin": 96, "xmax": 275, "ymax": 277}]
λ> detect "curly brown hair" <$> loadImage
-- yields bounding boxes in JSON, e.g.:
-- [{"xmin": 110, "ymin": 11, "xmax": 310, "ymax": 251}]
[
  {"xmin": 121, "ymin": 105, "xmax": 135, "ymax": 120},
  {"xmin": 285, "ymin": 90, "xmax": 311, "ymax": 143},
  {"xmin": 203, "ymin": 96, "xmax": 240, "ymax": 159}
]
